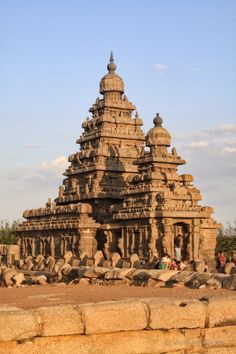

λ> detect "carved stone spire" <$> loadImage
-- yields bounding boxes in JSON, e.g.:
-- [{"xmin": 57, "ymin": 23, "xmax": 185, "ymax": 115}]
[
  {"xmin": 153, "ymin": 113, "xmax": 163, "ymax": 127},
  {"xmin": 107, "ymin": 51, "xmax": 116, "ymax": 73}
]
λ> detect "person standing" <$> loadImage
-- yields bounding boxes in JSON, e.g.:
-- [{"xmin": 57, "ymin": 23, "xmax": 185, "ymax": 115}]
[{"xmin": 174, "ymin": 235, "xmax": 181, "ymax": 261}]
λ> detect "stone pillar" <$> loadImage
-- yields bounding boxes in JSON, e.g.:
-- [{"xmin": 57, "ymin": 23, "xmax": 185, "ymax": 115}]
[
  {"xmin": 78, "ymin": 228, "xmax": 97, "ymax": 258},
  {"xmin": 162, "ymin": 218, "xmax": 173, "ymax": 257},
  {"xmin": 31, "ymin": 238, "xmax": 35, "ymax": 257},
  {"xmin": 50, "ymin": 236, "xmax": 55, "ymax": 257},
  {"xmin": 188, "ymin": 224, "xmax": 193, "ymax": 261},
  {"xmin": 193, "ymin": 219, "xmax": 201, "ymax": 260},
  {"xmin": 131, "ymin": 228, "xmax": 135, "ymax": 254},
  {"xmin": 149, "ymin": 222, "xmax": 158, "ymax": 259},
  {"xmin": 118, "ymin": 228, "xmax": 124, "ymax": 257}
]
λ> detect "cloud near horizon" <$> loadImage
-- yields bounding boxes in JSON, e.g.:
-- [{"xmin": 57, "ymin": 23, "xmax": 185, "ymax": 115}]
[{"xmin": 172, "ymin": 123, "xmax": 236, "ymax": 224}]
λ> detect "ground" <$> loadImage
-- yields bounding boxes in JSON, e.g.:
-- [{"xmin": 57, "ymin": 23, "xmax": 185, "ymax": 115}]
[{"xmin": 0, "ymin": 284, "xmax": 235, "ymax": 309}]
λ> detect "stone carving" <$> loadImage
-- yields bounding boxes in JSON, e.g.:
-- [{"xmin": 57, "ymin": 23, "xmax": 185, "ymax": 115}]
[{"xmin": 16, "ymin": 54, "xmax": 220, "ymax": 272}]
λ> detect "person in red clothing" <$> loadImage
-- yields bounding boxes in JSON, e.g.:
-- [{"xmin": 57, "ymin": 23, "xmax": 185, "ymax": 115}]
[{"xmin": 218, "ymin": 251, "xmax": 226, "ymax": 272}]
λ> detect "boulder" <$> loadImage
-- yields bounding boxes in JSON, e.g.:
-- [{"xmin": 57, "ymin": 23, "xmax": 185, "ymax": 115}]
[
  {"xmin": 186, "ymin": 272, "xmax": 213, "ymax": 289},
  {"xmin": 150, "ymin": 270, "xmax": 179, "ymax": 282},
  {"xmin": 130, "ymin": 254, "xmax": 141, "ymax": 269},
  {"xmin": 105, "ymin": 268, "xmax": 134, "ymax": 280},
  {"xmin": 224, "ymin": 262, "xmax": 236, "ymax": 275},
  {"xmin": 223, "ymin": 274, "xmax": 236, "ymax": 290},
  {"xmin": 110, "ymin": 252, "xmax": 121, "ymax": 268},
  {"xmin": 94, "ymin": 251, "xmax": 105, "ymax": 267},
  {"xmin": 12, "ymin": 272, "xmax": 25, "ymax": 287}
]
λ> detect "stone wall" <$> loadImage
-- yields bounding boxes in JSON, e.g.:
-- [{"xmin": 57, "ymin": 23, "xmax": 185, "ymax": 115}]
[{"xmin": 0, "ymin": 296, "xmax": 236, "ymax": 353}]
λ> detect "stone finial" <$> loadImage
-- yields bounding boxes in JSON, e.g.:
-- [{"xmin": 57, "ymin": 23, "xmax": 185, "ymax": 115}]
[
  {"xmin": 153, "ymin": 113, "xmax": 163, "ymax": 127},
  {"xmin": 107, "ymin": 51, "xmax": 116, "ymax": 73},
  {"xmin": 135, "ymin": 111, "xmax": 139, "ymax": 118}
]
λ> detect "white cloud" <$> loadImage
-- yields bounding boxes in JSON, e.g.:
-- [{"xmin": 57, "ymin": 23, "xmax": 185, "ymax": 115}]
[
  {"xmin": 41, "ymin": 156, "xmax": 68, "ymax": 173},
  {"xmin": 172, "ymin": 123, "xmax": 236, "ymax": 225},
  {"xmin": 151, "ymin": 63, "xmax": 168, "ymax": 75}
]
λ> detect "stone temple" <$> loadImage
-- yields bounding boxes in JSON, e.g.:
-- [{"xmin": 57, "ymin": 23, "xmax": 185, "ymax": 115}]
[{"xmin": 17, "ymin": 53, "xmax": 220, "ymax": 270}]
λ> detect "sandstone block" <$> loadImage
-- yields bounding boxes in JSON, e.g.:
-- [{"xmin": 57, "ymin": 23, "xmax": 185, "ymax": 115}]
[
  {"xmin": 34, "ymin": 305, "xmax": 84, "ymax": 337},
  {"xmin": 90, "ymin": 328, "xmax": 202, "ymax": 354},
  {"xmin": 11, "ymin": 335, "xmax": 93, "ymax": 354},
  {"xmin": 0, "ymin": 307, "xmax": 39, "ymax": 341},
  {"xmin": 80, "ymin": 300, "xmax": 148, "ymax": 334},
  {"xmin": 206, "ymin": 347, "xmax": 236, "ymax": 354},
  {"xmin": 203, "ymin": 325, "xmax": 236, "ymax": 348},
  {"xmin": 104, "ymin": 268, "xmax": 134, "ymax": 280},
  {"xmin": 150, "ymin": 270, "xmax": 179, "ymax": 282},
  {"xmin": 207, "ymin": 296, "xmax": 236, "ymax": 327},
  {"xmin": 147, "ymin": 298, "xmax": 206, "ymax": 329}
]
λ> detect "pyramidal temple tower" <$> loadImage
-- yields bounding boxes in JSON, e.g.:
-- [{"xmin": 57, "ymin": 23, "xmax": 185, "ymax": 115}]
[{"xmin": 17, "ymin": 54, "xmax": 220, "ymax": 270}]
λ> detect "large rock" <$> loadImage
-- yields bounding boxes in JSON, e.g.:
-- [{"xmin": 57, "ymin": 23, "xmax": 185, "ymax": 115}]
[
  {"xmin": 149, "ymin": 270, "xmax": 179, "ymax": 282},
  {"xmin": 104, "ymin": 268, "xmax": 134, "ymax": 280},
  {"xmin": 168, "ymin": 271, "xmax": 196, "ymax": 286},
  {"xmin": 224, "ymin": 262, "xmax": 236, "ymax": 275},
  {"xmin": 186, "ymin": 272, "xmax": 213, "ymax": 289},
  {"xmin": 223, "ymin": 274, "xmax": 236, "ymax": 290}
]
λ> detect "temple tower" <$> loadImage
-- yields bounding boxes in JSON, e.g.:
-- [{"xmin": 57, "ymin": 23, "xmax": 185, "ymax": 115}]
[
  {"xmin": 113, "ymin": 114, "xmax": 220, "ymax": 270},
  {"xmin": 57, "ymin": 52, "xmax": 145, "ymax": 223}
]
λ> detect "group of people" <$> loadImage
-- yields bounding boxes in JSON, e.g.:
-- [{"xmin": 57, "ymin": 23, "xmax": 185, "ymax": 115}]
[{"xmin": 153, "ymin": 254, "xmax": 186, "ymax": 271}]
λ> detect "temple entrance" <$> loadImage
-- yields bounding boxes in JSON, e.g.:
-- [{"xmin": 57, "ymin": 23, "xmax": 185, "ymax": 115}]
[{"xmin": 173, "ymin": 223, "xmax": 189, "ymax": 261}]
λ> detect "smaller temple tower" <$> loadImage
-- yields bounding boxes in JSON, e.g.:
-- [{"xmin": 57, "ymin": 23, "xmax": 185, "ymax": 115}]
[{"xmin": 113, "ymin": 113, "xmax": 220, "ymax": 270}]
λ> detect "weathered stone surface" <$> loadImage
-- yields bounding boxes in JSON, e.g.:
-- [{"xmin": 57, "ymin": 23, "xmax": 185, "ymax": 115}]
[
  {"xmin": 186, "ymin": 272, "xmax": 213, "ymax": 289},
  {"xmin": 0, "ymin": 307, "xmax": 39, "ymax": 341},
  {"xmin": 104, "ymin": 268, "xmax": 134, "ymax": 280},
  {"xmin": 131, "ymin": 270, "xmax": 150, "ymax": 281},
  {"xmin": 90, "ymin": 329, "xmax": 202, "ymax": 354},
  {"xmin": 206, "ymin": 347, "xmax": 236, "ymax": 354},
  {"xmin": 207, "ymin": 296, "xmax": 236, "ymax": 327},
  {"xmin": 146, "ymin": 298, "xmax": 206, "ymax": 329},
  {"xmin": 79, "ymin": 300, "xmax": 148, "ymax": 334},
  {"xmin": 15, "ymin": 54, "xmax": 220, "ymax": 270},
  {"xmin": 167, "ymin": 271, "xmax": 196, "ymax": 285},
  {"xmin": 223, "ymin": 274, "xmax": 236, "ymax": 290},
  {"xmin": 203, "ymin": 325, "xmax": 236, "ymax": 348},
  {"xmin": 150, "ymin": 270, "xmax": 179, "ymax": 282},
  {"xmin": 35, "ymin": 305, "xmax": 84, "ymax": 337},
  {"xmin": 10, "ymin": 335, "xmax": 93, "ymax": 354},
  {"xmin": 224, "ymin": 262, "xmax": 236, "ymax": 275}
]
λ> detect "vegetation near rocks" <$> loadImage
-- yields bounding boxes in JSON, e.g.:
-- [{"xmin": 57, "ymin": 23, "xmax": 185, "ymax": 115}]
[
  {"xmin": 0, "ymin": 219, "xmax": 20, "ymax": 245},
  {"xmin": 216, "ymin": 220, "xmax": 236, "ymax": 257}
]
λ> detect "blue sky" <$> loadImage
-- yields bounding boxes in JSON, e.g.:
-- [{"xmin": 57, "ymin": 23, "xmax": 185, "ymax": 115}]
[{"xmin": 0, "ymin": 0, "xmax": 236, "ymax": 225}]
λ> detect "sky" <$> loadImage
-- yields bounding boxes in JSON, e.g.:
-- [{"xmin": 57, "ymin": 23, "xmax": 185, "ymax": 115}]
[{"xmin": 0, "ymin": 0, "xmax": 235, "ymax": 226}]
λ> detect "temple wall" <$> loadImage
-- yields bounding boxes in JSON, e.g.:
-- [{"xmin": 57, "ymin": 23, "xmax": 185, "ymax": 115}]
[{"xmin": 0, "ymin": 297, "xmax": 236, "ymax": 353}]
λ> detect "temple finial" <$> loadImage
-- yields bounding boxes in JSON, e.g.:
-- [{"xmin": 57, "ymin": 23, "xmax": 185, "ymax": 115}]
[
  {"xmin": 110, "ymin": 51, "xmax": 114, "ymax": 62},
  {"xmin": 153, "ymin": 113, "xmax": 163, "ymax": 127},
  {"xmin": 107, "ymin": 51, "xmax": 116, "ymax": 73}
]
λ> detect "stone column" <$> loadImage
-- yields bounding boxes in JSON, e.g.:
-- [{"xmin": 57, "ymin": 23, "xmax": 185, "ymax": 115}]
[
  {"xmin": 193, "ymin": 219, "xmax": 201, "ymax": 260},
  {"xmin": 162, "ymin": 218, "xmax": 173, "ymax": 257},
  {"xmin": 118, "ymin": 228, "xmax": 124, "ymax": 257},
  {"xmin": 149, "ymin": 222, "xmax": 158, "ymax": 259},
  {"xmin": 78, "ymin": 228, "xmax": 97, "ymax": 258},
  {"xmin": 31, "ymin": 238, "xmax": 35, "ymax": 257},
  {"xmin": 50, "ymin": 236, "xmax": 55, "ymax": 257}
]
